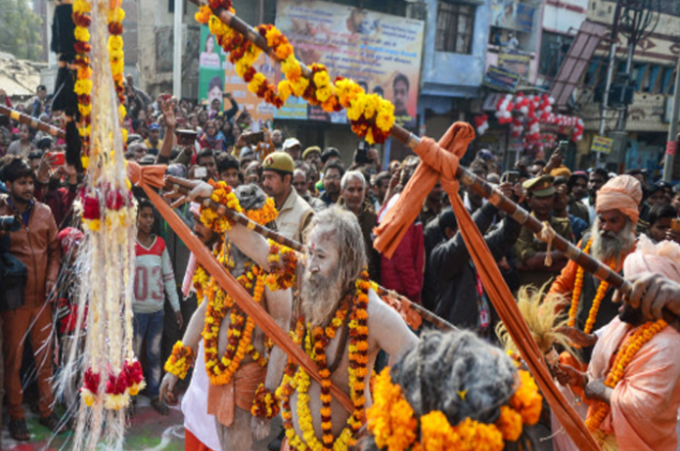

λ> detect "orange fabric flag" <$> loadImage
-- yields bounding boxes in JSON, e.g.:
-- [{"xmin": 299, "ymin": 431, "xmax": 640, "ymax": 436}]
[
  {"xmin": 374, "ymin": 122, "xmax": 601, "ymax": 451},
  {"xmin": 136, "ymin": 171, "xmax": 354, "ymax": 413}
]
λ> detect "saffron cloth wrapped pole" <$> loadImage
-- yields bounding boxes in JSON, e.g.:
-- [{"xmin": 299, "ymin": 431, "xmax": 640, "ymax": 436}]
[{"xmin": 0, "ymin": 105, "xmax": 66, "ymax": 139}]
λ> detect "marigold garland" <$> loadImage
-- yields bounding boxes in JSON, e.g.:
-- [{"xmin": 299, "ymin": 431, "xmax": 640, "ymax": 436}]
[
  {"xmin": 278, "ymin": 271, "xmax": 370, "ymax": 451},
  {"xmin": 195, "ymin": 7, "xmax": 395, "ymax": 144},
  {"xmin": 106, "ymin": 0, "xmax": 127, "ymax": 108},
  {"xmin": 80, "ymin": 361, "xmax": 145, "ymax": 411},
  {"xmin": 265, "ymin": 241, "xmax": 297, "ymax": 291},
  {"xmin": 72, "ymin": 0, "xmax": 92, "ymax": 166},
  {"xmin": 567, "ymin": 238, "xmax": 618, "ymax": 334},
  {"xmin": 251, "ymin": 383, "xmax": 280, "ymax": 419},
  {"xmin": 585, "ymin": 319, "xmax": 667, "ymax": 432},
  {"xmin": 164, "ymin": 341, "xmax": 194, "ymax": 379},
  {"xmin": 366, "ymin": 361, "xmax": 542, "ymax": 451}
]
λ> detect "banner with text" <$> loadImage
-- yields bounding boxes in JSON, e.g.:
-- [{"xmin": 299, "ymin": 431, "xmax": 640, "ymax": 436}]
[
  {"xmin": 198, "ymin": 25, "xmax": 273, "ymax": 131},
  {"xmin": 274, "ymin": 0, "xmax": 425, "ymax": 130}
]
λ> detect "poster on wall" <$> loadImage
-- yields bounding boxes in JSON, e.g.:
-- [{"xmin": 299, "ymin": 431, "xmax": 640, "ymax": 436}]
[
  {"xmin": 274, "ymin": 0, "xmax": 425, "ymax": 130},
  {"xmin": 198, "ymin": 25, "xmax": 273, "ymax": 130},
  {"xmin": 490, "ymin": 0, "xmax": 536, "ymax": 34}
]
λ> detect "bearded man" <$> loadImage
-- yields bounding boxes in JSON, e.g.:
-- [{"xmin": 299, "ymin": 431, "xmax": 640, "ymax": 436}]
[
  {"xmin": 556, "ymin": 235, "xmax": 680, "ymax": 451},
  {"xmin": 175, "ymin": 178, "xmax": 419, "ymax": 451},
  {"xmin": 549, "ymin": 175, "xmax": 641, "ymax": 346},
  {"xmin": 160, "ymin": 185, "xmax": 292, "ymax": 451}
]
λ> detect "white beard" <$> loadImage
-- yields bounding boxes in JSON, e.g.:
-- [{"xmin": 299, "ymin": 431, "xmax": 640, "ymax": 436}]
[
  {"xmin": 300, "ymin": 268, "xmax": 343, "ymax": 328},
  {"xmin": 591, "ymin": 218, "xmax": 636, "ymax": 266}
]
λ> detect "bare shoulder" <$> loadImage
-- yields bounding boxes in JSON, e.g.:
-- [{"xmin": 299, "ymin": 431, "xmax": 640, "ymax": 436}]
[{"xmin": 366, "ymin": 288, "xmax": 419, "ymax": 359}]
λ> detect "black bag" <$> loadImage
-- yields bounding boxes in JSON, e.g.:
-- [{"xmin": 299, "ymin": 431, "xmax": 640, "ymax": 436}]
[{"xmin": 0, "ymin": 252, "xmax": 27, "ymax": 312}]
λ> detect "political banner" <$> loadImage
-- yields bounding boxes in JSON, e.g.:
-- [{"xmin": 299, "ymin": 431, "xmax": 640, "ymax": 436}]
[
  {"xmin": 198, "ymin": 25, "xmax": 273, "ymax": 130},
  {"xmin": 274, "ymin": 0, "xmax": 425, "ymax": 130}
]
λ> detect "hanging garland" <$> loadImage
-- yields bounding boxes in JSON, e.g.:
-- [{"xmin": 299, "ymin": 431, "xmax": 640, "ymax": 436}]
[
  {"xmin": 567, "ymin": 238, "xmax": 619, "ymax": 335},
  {"xmin": 72, "ymin": 0, "xmax": 92, "ymax": 167},
  {"xmin": 106, "ymin": 0, "xmax": 129, "ymax": 145},
  {"xmin": 195, "ymin": 1, "xmax": 395, "ymax": 144},
  {"xmin": 276, "ymin": 271, "xmax": 371, "ymax": 451},
  {"xmin": 585, "ymin": 319, "xmax": 667, "ymax": 432}
]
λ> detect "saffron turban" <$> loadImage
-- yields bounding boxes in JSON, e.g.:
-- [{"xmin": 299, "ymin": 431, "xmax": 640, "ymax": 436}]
[
  {"xmin": 595, "ymin": 175, "xmax": 643, "ymax": 224},
  {"xmin": 624, "ymin": 235, "xmax": 680, "ymax": 284}
]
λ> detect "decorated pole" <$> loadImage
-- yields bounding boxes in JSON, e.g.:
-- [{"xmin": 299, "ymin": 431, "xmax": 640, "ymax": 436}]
[
  {"xmin": 164, "ymin": 175, "xmax": 457, "ymax": 332},
  {"xmin": 0, "ymin": 105, "xmax": 66, "ymax": 139},
  {"xmin": 187, "ymin": 0, "xmax": 635, "ymax": 300}
]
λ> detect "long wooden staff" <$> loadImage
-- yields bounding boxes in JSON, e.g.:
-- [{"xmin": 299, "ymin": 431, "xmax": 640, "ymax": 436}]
[
  {"xmin": 0, "ymin": 105, "xmax": 66, "ymax": 139},
  {"xmin": 164, "ymin": 175, "xmax": 457, "ymax": 332}
]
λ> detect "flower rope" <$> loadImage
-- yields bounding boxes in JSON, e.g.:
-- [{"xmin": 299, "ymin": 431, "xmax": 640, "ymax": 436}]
[{"xmin": 195, "ymin": 1, "xmax": 395, "ymax": 144}]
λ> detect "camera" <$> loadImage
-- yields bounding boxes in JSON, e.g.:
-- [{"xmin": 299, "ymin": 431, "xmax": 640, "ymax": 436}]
[{"xmin": 0, "ymin": 215, "xmax": 20, "ymax": 232}]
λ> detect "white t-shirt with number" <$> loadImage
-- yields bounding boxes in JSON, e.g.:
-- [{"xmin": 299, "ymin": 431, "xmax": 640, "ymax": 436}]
[{"xmin": 133, "ymin": 236, "xmax": 180, "ymax": 314}]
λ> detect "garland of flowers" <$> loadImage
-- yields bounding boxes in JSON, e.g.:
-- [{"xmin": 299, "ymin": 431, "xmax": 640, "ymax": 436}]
[
  {"xmin": 585, "ymin": 319, "xmax": 667, "ymax": 432},
  {"xmin": 200, "ymin": 180, "xmax": 241, "ymax": 234},
  {"xmin": 251, "ymin": 383, "xmax": 280, "ymax": 419},
  {"xmin": 203, "ymin": 261, "xmax": 265, "ymax": 385},
  {"xmin": 106, "ymin": 0, "xmax": 129, "ymax": 145},
  {"xmin": 265, "ymin": 241, "xmax": 298, "ymax": 291},
  {"xmin": 80, "ymin": 361, "xmax": 145, "ymax": 411},
  {"xmin": 277, "ymin": 271, "xmax": 371, "ymax": 451},
  {"xmin": 366, "ymin": 363, "xmax": 542, "ymax": 451},
  {"xmin": 165, "ymin": 341, "xmax": 194, "ymax": 379},
  {"xmin": 195, "ymin": 4, "xmax": 395, "ymax": 144},
  {"xmin": 567, "ymin": 238, "xmax": 617, "ymax": 334},
  {"xmin": 72, "ymin": 0, "xmax": 92, "ymax": 167}
]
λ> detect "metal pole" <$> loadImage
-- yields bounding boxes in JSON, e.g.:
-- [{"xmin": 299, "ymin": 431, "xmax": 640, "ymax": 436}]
[
  {"xmin": 597, "ymin": 0, "xmax": 622, "ymax": 167},
  {"xmin": 663, "ymin": 55, "xmax": 680, "ymax": 182},
  {"xmin": 172, "ymin": 0, "xmax": 184, "ymax": 99}
]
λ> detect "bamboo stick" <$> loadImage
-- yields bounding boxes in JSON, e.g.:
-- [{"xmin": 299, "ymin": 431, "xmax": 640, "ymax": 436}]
[{"xmin": 0, "ymin": 105, "xmax": 66, "ymax": 139}]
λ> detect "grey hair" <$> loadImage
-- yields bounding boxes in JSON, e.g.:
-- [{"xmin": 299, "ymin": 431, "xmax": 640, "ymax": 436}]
[
  {"xmin": 310, "ymin": 205, "xmax": 366, "ymax": 291},
  {"xmin": 341, "ymin": 170, "xmax": 366, "ymax": 191},
  {"xmin": 360, "ymin": 331, "xmax": 526, "ymax": 451},
  {"xmin": 234, "ymin": 184, "xmax": 267, "ymax": 212}
]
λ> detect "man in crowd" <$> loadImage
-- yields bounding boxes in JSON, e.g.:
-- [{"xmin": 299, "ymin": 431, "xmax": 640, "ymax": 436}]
[
  {"xmin": 420, "ymin": 181, "xmax": 443, "ymax": 226},
  {"xmin": 514, "ymin": 175, "xmax": 573, "ymax": 289},
  {"xmin": 340, "ymin": 170, "xmax": 380, "ymax": 281},
  {"xmin": 282, "ymin": 138, "xmax": 302, "ymax": 162},
  {"xmin": 0, "ymin": 157, "xmax": 64, "ymax": 441},
  {"xmin": 271, "ymin": 129, "xmax": 283, "ymax": 151},
  {"xmin": 554, "ymin": 176, "xmax": 589, "ymax": 242},
  {"xmin": 464, "ymin": 159, "xmax": 488, "ymax": 214},
  {"xmin": 196, "ymin": 148, "xmax": 218, "ymax": 181},
  {"xmin": 320, "ymin": 160, "xmax": 345, "ymax": 206},
  {"xmin": 429, "ymin": 182, "xmax": 520, "ymax": 334},
  {"xmin": 292, "ymin": 166, "xmax": 325, "ymax": 212},
  {"xmin": 144, "ymin": 123, "xmax": 163, "ymax": 155},
  {"xmin": 373, "ymin": 171, "xmax": 391, "ymax": 210},
  {"xmin": 32, "ymin": 85, "xmax": 48, "ymax": 118},
  {"xmin": 216, "ymin": 153, "xmax": 241, "ymax": 188},
  {"xmin": 302, "ymin": 146, "xmax": 322, "ymax": 173},
  {"xmin": 567, "ymin": 171, "xmax": 590, "ymax": 224},
  {"xmin": 320, "ymin": 147, "xmax": 341, "ymax": 166},
  {"xmin": 647, "ymin": 203, "xmax": 680, "ymax": 244},
  {"xmin": 583, "ymin": 168, "xmax": 609, "ymax": 225},
  {"xmin": 261, "ymin": 152, "xmax": 314, "ymax": 242}
]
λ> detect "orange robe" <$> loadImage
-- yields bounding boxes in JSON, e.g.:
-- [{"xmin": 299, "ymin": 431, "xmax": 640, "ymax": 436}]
[{"xmin": 588, "ymin": 318, "xmax": 680, "ymax": 451}]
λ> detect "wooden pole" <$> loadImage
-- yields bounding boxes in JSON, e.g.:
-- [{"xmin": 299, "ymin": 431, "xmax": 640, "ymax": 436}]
[
  {"xmin": 185, "ymin": 0, "xmax": 633, "ymax": 297},
  {"xmin": 0, "ymin": 105, "xmax": 66, "ymax": 140}
]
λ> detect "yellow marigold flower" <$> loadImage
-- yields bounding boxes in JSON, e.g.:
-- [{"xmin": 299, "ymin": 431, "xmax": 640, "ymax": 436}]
[
  {"xmin": 265, "ymin": 28, "xmax": 283, "ymax": 47},
  {"xmin": 81, "ymin": 155, "xmax": 90, "ymax": 169},
  {"xmin": 195, "ymin": 6, "xmax": 212, "ymax": 24},
  {"xmin": 108, "ymin": 35, "xmax": 123, "ymax": 51},
  {"xmin": 74, "ymin": 26, "xmax": 91, "ymax": 42},
  {"xmin": 275, "ymin": 43, "xmax": 293, "ymax": 60},
  {"xmin": 79, "ymin": 103, "xmax": 92, "ymax": 117},
  {"xmin": 73, "ymin": 0, "xmax": 91, "ymax": 14},
  {"xmin": 315, "ymin": 85, "xmax": 333, "ymax": 103},
  {"xmin": 248, "ymin": 73, "xmax": 267, "ymax": 95},
  {"xmin": 313, "ymin": 71, "xmax": 330, "ymax": 88},
  {"xmin": 291, "ymin": 77, "xmax": 309, "ymax": 97}
]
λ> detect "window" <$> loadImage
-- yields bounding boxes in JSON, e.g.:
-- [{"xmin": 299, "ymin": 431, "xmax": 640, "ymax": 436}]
[
  {"xmin": 662, "ymin": 66, "xmax": 675, "ymax": 95},
  {"xmin": 435, "ymin": 2, "xmax": 476, "ymax": 54},
  {"xmin": 539, "ymin": 32, "xmax": 575, "ymax": 78}
]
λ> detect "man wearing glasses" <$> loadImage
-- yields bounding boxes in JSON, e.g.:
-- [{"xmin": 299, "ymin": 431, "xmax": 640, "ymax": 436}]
[{"xmin": 320, "ymin": 160, "xmax": 346, "ymax": 206}]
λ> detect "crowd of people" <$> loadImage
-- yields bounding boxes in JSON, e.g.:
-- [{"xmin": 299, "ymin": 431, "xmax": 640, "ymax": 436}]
[{"xmin": 1, "ymin": 81, "xmax": 680, "ymax": 450}]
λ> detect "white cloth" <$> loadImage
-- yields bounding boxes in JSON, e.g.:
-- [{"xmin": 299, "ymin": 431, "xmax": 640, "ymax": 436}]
[{"xmin": 182, "ymin": 342, "xmax": 221, "ymax": 451}]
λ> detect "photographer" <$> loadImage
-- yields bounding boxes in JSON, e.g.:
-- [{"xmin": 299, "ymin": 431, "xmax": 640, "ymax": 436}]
[{"xmin": 0, "ymin": 156, "xmax": 64, "ymax": 441}]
